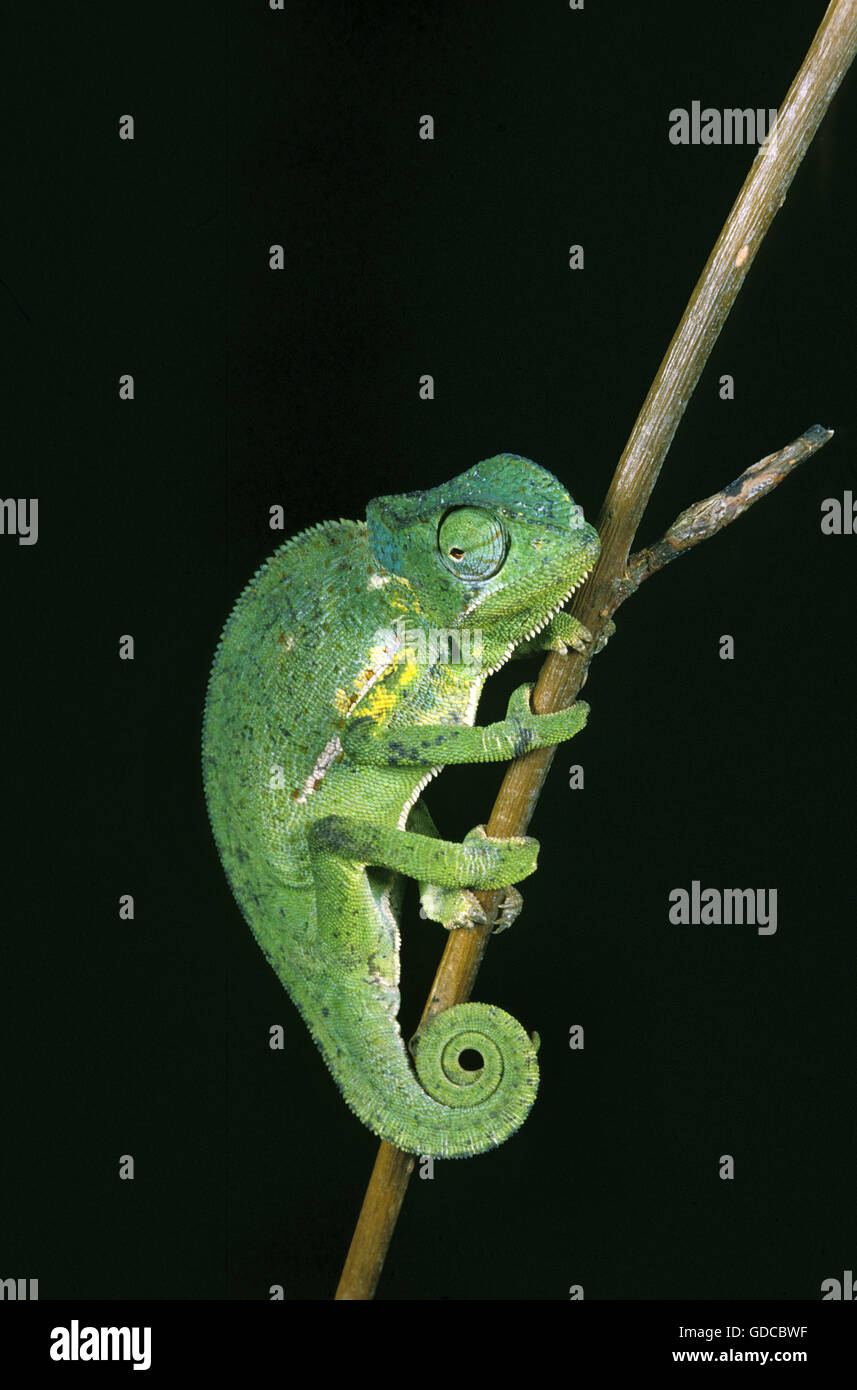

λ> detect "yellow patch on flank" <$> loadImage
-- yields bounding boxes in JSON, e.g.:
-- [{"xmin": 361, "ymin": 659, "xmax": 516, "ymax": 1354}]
[
  {"xmin": 334, "ymin": 687, "xmax": 359, "ymax": 716},
  {"xmin": 396, "ymin": 656, "xmax": 420, "ymax": 686},
  {"xmin": 362, "ymin": 686, "xmax": 397, "ymax": 722},
  {"xmin": 361, "ymin": 657, "xmax": 420, "ymax": 722},
  {"xmin": 332, "ymin": 631, "xmax": 421, "ymax": 727}
]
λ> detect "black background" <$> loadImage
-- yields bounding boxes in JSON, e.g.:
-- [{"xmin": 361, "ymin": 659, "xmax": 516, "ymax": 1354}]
[{"xmin": 2, "ymin": 0, "xmax": 855, "ymax": 1302}]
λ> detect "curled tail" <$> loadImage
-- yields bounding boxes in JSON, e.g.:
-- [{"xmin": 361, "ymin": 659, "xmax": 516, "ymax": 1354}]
[
  {"xmin": 305, "ymin": 979, "xmax": 539, "ymax": 1158},
  {"xmin": 221, "ymin": 879, "xmax": 540, "ymax": 1157},
  {"xmin": 405, "ymin": 1002, "xmax": 539, "ymax": 1157}
]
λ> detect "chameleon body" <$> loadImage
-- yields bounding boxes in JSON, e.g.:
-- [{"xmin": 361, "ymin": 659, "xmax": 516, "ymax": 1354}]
[{"xmin": 202, "ymin": 454, "xmax": 600, "ymax": 1158}]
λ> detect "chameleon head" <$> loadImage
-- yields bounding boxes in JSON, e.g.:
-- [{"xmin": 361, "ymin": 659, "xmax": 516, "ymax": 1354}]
[{"xmin": 366, "ymin": 453, "xmax": 600, "ymax": 659}]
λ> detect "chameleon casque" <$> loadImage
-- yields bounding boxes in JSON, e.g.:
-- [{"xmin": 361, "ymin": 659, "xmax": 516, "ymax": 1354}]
[{"xmin": 202, "ymin": 454, "xmax": 600, "ymax": 1158}]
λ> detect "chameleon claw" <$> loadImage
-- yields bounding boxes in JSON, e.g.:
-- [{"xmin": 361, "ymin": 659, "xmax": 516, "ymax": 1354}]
[{"xmin": 489, "ymin": 885, "xmax": 524, "ymax": 934}]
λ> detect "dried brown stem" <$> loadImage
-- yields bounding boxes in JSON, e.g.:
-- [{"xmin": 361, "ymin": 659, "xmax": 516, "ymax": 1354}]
[
  {"xmin": 335, "ymin": 0, "xmax": 856, "ymax": 1301},
  {"xmin": 624, "ymin": 424, "xmax": 834, "ymax": 593}
]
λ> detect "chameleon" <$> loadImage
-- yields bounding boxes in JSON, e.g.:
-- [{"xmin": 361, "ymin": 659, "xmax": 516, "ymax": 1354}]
[{"xmin": 202, "ymin": 453, "xmax": 600, "ymax": 1158}]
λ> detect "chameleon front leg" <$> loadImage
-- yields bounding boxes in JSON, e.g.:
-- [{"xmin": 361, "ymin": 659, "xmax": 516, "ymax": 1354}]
[
  {"xmin": 341, "ymin": 682, "xmax": 589, "ymax": 767},
  {"xmin": 512, "ymin": 610, "xmax": 593, "ymax": 657},
  {"xmin": 408, "ymin": 799, "xmax": 524, "ymax": 934},
  {"xmin": 512, "ymin": 609, "xmax": 615, "ymax": 658}
]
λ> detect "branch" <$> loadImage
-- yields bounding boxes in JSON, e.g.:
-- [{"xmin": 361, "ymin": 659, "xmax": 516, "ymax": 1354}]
[
  {"xmin": 335, "ymin": 0, "xmax": 857, "ymax": 1301},
  {"xmin": 624, "ymin": 423, "xmax": 834, "ymax": 593}
]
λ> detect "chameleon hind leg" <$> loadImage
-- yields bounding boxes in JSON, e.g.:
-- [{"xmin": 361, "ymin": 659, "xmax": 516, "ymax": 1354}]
[
  {"xmin": 304, "ymin": 813, "xmax": 540, "ymax": 1156},
  {"xmin": 303, "ymin": 810, "xmax": 534, "ymax": 996},
  {"xmin": 307, "ymin": 813, "xmax": 538, "ymax": 895},
  {"xmin": 408, "ymin": 799, "xmax": 524, "ymax": 934}
]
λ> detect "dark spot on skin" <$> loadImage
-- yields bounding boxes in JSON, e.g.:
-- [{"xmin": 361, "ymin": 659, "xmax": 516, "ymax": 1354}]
[
  {"xmin": 277, "ymin": 632, "xmax": 289, "ymax": 644},
  {"xmin": 321, "ymin": 1007, "xmax": 329, "ymax": 1017},
  {"xmin": 511, "ymin": 719, "xmax": 535, "ymax": 759},
  {"xmin": 310, "ymin": 814, "xmax": 356, "ymax": 854}
]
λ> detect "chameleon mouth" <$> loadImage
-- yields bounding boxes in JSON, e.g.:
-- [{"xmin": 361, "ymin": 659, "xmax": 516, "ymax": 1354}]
[{"xmin": 481, "ymin": 561, "xmax": 596, "ymax": 679}]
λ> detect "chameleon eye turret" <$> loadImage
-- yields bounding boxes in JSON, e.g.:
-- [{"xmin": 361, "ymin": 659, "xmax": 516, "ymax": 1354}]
[{"xmin": 437, "ymin": 507, "xmax": 508, "ymax": 580}]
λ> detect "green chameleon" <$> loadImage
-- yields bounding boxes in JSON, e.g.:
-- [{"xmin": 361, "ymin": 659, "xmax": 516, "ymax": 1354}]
[{"xmin": 202, "ymin": 454, "xmax": 600, "ymax": 1158}]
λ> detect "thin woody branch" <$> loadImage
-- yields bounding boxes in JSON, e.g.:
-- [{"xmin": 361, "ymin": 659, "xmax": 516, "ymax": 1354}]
[
  {"xmin": 624, "ymin": 424, "xmax": 834, "ymax": 594},
  {"xmin": 336, "ymin": 0, "xmax": 856, "ymax": 1301}
]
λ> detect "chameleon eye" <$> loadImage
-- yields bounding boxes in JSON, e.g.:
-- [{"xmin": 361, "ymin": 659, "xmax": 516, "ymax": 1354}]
[{"xmin": 437, "ymin": 507, "xmax": 508, "ymax": 581}]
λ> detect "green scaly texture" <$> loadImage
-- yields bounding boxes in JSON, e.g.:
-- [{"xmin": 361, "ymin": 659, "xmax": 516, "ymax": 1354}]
[{"xmin": 202, "ymin": 454, "xmax": 600, "ymax": 1158}]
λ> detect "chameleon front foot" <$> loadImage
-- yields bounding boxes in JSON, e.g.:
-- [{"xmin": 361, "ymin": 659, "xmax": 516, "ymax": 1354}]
[{"xmin": 540, "ymin": 610, "xmax": 593, "ymax": 654}]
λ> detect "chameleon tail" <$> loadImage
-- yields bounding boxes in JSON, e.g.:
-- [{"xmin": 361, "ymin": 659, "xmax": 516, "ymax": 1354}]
[
  {"xmin": 407, "ymin": 1001, "xmax": 540, "ymax": 1156},
  {"xmin": 238, "ymin": 887, "xmax": 540, "ymax": 1158},
  {"xmin": 320, "ymin": 993, "xmax": 539, "ymax": 1159}
]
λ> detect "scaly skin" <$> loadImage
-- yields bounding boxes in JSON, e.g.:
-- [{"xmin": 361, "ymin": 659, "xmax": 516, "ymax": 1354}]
[{"xmin": 202, "ymin": 454, "xmax": 600, "ymax": 1157}]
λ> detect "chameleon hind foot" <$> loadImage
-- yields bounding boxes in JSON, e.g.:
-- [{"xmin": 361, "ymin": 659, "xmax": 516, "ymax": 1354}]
[{"xmin": 420, "ymin": 882, "xmax": 524, "ymax": 933}]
